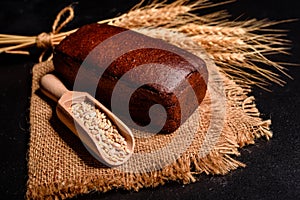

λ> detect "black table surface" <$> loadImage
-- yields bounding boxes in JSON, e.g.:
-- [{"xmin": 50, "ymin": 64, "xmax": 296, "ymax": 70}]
[{"xmin": 0, "ymin": 0, "xmax": 299, "ymax": 199}]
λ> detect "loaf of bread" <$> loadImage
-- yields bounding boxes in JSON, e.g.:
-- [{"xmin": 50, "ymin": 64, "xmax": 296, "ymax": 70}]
[{"xmin": 53, "ymin": 23, "xmax": 207, "ymax": 133}]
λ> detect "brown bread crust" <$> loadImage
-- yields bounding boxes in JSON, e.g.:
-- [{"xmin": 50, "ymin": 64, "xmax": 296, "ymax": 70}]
[{"xmin": 53, "ymin": 23, "xmax": 207, "ymax": 133}]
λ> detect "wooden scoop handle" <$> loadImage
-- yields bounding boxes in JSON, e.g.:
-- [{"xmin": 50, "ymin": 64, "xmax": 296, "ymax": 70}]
[{"xmin": 40, "ymin": 74, "xmax": 69, "ymax": 102}]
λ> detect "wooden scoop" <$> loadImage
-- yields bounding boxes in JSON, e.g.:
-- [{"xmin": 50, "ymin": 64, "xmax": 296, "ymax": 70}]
[{"xmin": 40, "ymin": 74, "xmax": 135, "ymax": 167}]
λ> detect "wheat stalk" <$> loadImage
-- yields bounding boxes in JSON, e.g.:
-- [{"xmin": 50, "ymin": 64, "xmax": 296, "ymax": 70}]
[
  {"xmin": 0, "ymin": 0, "xmax": 294, "ymax": 88},
  {"xmin": 103, "ymin": 0, "xmax": 234, "ymax": 28},
  {"xmin": 0, "ymin": 6, "xmax": 77, "ymax": 62},
  {"xmin": 175, "ymin": 18, "xmax": 293, "ymax": 88},
  {"xmin": 179, "ymin": 24, "xmax": 247, "ymax": 36}
]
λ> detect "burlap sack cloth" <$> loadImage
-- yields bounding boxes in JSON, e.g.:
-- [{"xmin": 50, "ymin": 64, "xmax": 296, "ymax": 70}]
[{"xmin": 26, "ymin": 30, "xmax": 272, "ymax": 199}]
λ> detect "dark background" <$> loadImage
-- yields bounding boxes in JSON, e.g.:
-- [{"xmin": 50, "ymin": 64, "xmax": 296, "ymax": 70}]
[{"xmin": 0, "ymin": 0, "xmax": 299, "ymax": 199}]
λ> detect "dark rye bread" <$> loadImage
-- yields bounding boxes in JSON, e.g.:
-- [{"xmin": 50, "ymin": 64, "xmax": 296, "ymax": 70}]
[{"xmin": 53, "ymin": 23, "xmax": 207, "ymax": 133}]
